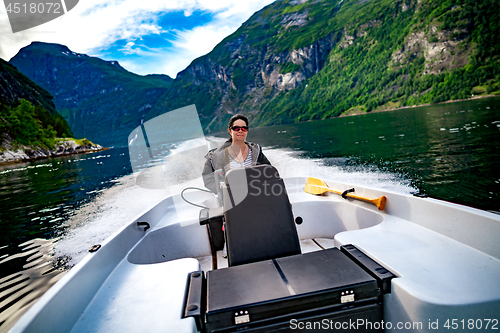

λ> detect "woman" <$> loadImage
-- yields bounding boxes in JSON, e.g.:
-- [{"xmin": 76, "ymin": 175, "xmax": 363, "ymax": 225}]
[{"xmin": 202, "ymin": 114, "xmax": 270, "ymax": 193}]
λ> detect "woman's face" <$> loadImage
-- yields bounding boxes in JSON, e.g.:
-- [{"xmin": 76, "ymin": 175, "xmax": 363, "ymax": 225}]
[{"xmin": 229, "ymin": 119, "xmax": 248, "ymax": 142}]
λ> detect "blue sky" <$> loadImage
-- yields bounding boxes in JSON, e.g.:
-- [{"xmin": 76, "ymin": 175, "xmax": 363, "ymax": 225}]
[{"xmin": 0, "ymin": 0, "xmax": 275, "ymax": 78}]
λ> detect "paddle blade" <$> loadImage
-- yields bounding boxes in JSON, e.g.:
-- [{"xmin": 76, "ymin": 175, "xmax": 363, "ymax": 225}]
[
  {"xmin": 374, "ymin": 196, "xmax": 387, "ymax": 211},
  {"xmin": 304, "ymin": 177, "xmax": 330, "ymax": 195}
]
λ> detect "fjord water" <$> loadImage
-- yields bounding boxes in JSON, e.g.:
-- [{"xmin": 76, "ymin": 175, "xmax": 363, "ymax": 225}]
[
  {"xmin": 0, "ymin": 149, "xmax": 133, "ymax": 329},
  {"xmin": 250, "ymin": 97, "xmax": 500, "ymax": 212},
  {"xmin": 0, "ymin": 96, "xmax": 499, "ymax": 330}
]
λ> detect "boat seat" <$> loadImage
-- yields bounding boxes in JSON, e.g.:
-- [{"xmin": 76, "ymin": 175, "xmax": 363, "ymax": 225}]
[{"xmin": 223, "ymin": 165, "xmax": 301, "ymax": 266}]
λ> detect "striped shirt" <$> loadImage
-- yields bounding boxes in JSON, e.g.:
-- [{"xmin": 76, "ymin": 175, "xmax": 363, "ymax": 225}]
[{"xmin": 228, "ymin": 149, "xmax": 253, "ymax": 170}]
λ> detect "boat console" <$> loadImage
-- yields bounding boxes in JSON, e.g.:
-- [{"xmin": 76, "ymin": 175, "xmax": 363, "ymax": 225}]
[{"xmin": 188, "ymin": 165, "xmax": 395, "ymax": 332}]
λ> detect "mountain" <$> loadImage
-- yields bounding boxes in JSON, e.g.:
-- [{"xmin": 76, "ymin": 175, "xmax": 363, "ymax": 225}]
[
  {"xmin": 9, "ymin": 0, "xmax": 500, "ymax": 145},
  {"xmin": 0, "ymin": 59, "xmax": 73, "ymax": 145},
  {"xmin": 0, "ymin": 58, "xmax": 57, "ymax": 114},
  {"xmin": 147, "ymin": 0, "xmax": 499, "ymax": 129},
  {"xmin": 10, "ymin": 42, "xmax": 173, "ymax": 147},
  {"xmin": 0, "ymin": 59, "xmax": 104, "ymax": 163}
]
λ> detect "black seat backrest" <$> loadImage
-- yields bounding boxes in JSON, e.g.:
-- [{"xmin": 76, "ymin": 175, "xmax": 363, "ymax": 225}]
[{"xmin": 223, "ymin": 165, "xmax": 301, "ymax": 266}]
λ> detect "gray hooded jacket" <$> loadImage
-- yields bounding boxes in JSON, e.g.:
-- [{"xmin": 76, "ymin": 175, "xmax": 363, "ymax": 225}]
[{"xmin": 202, "ymin": 140, "xmax": 271, "ymax": 193}]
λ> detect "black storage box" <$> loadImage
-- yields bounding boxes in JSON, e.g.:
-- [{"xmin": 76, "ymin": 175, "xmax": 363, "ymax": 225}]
[{"xmin": 203, "ymin": 247, "xmax": 384, "ymax": 332}]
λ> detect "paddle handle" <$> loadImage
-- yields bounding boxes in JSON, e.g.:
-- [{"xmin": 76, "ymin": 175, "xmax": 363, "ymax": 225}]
[{"xmin": 327, "ymin": 188, "xmax": 387, "ymax": 211}]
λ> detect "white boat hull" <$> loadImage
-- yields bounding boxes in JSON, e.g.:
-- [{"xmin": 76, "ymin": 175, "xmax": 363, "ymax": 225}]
[{"xmin": 9, "ymin": 177, "xmax": 500, "ymax": 332}]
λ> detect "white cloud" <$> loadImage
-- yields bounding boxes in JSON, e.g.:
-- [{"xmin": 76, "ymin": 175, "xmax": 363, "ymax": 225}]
[
  {"xmin": 159, "ymin": 23, "xmax": 236, "ymax": 76},
  {"xmin": 1, "ymin": 0, "xmax": 275, "ymax": 77}
]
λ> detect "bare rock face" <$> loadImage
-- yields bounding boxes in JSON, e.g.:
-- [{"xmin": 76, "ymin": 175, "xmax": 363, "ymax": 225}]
[
  {"xmin": 390, "ymin": 27, "xmax": 469, "ymax": 74},
  {"xmin": 281, "ymin": 11, "xmax": 309, "ymax": 30},
  {"xmin": 261, "ymin": 33, "xmax": 341, "ymax": 91}
]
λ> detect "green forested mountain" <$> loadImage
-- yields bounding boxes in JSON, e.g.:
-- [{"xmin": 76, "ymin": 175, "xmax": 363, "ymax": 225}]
[
  {"xmin": 0, "ymin": 59, "xmax": 73, "ymax": 148},
  {"xmin": 9, "ymin": 0, "xmax": 500, "ymax": 145},
  {"xmin": 148, "ymin": 0, "xmax": 499, "ymax": 130},
  {"xmin": 253, "ymin": 0, "xmax": 500, "ymax": 124}
]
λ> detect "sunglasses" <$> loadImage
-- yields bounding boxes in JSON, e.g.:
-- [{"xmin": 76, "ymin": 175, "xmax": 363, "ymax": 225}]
[{"xmin": 231, "ymin": 126, "xmax": 248, "ymax": 132}]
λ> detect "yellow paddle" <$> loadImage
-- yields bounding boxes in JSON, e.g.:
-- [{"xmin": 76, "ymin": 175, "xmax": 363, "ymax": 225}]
[{"xmin": 304, "ymin": 177, "xmax": 387, "ymax": 211}]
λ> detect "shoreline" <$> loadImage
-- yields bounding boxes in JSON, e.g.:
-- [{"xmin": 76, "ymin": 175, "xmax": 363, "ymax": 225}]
[
  {"xmin": 0, "ymin": 138, "xmax": 108, "ymax": 166},
  {"xmin": 339, "ymin": 94, "xmax": 500, "ymax": 117}
]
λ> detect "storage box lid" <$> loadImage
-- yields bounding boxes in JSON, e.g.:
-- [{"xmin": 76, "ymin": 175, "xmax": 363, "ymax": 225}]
[{"xmin": 206, "ymin": 248, "xmax": 379, "ymax": 323}]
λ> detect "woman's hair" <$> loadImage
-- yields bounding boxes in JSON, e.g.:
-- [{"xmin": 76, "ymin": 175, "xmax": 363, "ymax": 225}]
[{"xmin": 228, "ymin": 114, "xmax": 249, "ymax": 129}]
